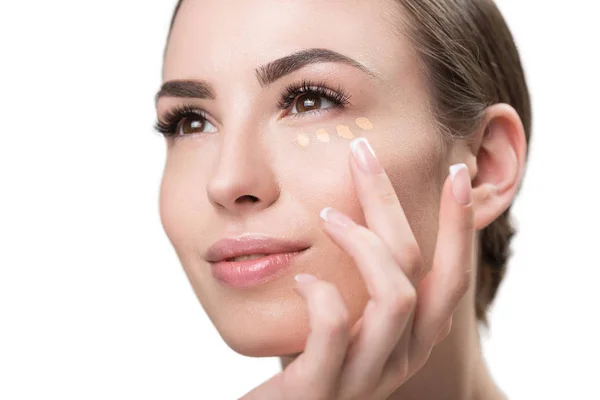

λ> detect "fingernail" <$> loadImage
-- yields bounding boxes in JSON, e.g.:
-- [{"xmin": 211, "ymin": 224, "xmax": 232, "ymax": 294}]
[
  {"xmin": 320, "ymin": 207, "xmax": 355, "ymax": 228},
  {"xmin": 294, "ymin": 273, "xmax": 317, "ymax": 285},
  {"xmin": 449, "ymin": 163, "xmax": 472, "ymax": 206},
  {"xmin": 350, "ymin": 137, "xmax": 383, "ymax": 174}
]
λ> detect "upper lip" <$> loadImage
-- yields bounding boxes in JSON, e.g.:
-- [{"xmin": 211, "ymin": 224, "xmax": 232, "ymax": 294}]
[{"xmin": 205, "ymin": 235, "xmax": 310, "ymax": 263}]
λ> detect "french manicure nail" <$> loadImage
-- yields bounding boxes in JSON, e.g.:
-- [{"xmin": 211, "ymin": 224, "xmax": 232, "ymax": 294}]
[
  {"xmin": 320, "ymin": 207, "xmax": 355, "ymax": 228},
  {"xmin": 350, "ymin": 137, "xmax": 383, "ymax": 174},
  {"xmin": 449, "ymin": 163, "xmax": 472, "ymax": 206}
]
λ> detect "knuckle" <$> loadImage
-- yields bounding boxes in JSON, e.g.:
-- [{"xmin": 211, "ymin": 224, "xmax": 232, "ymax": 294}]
[
  {"xmin": 385, "ymin": 287, "xmax": 417, "ymax": 316},
  {"xmin": 402, "ymin": 244, "xmax": 423, "ymax": 269},
  {"xmin": 399, "ymin": 248, "xmax": 423, "ymax": 283},
  {"xmin": 378, "ymin": 189, "xmax": 400, "ymax": 206},
  {"xmin": 312, "ymin": 283, "xmax": 350, "ymax": 334},
  {"xmin": 411, "ymin": 353, "xmax": 428, "ymax": 375},
  {"xmin": 434, "ymin": 320, "xmax": 453, "ymax": 346},
  {"xmin": 320, "ymin": 312, "xmax": 350, "ymax": 337},
  {"xmin": 392, "ymin": 243, "xmax": 423, "ymax": 284},
  {"xmin": 351, "ymin": 227, "xmax": 389, "ymax": 255},
  {"xmin": 389, "ymin": 354, "xmax": 411, "ymax": 381},
  {"xmin": 453, "ymin": 267, "xmax": 472, "ymax": 299},
  {"xmin": 442, "ymin": 318, "xmax": 453, "ymax": 336},
  {"xmin": 353, "ymin": 226, "xmax": 379, "ymax": 246},
  {"xmin": 404, "ymin": 263, "xmax": 422, "ymax": 285}
]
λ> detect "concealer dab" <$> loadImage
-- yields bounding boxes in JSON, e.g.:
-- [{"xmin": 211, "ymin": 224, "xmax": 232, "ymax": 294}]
[
  {"xmin": 296, "ymin": 134, "xmax": 310, "ymax": 147},
  {"xmin": 316, "ymin": 128, "xmax": 331, "ymax": 142},
  {"xmin": 336, "ymin": 125, "xmax": 355, "ymax": 139},
  {"xmin": 355, "ymin": 117, "xmax": 374, "ymax": 131},
  {"xmin": 294, "ymin": 118, "xmax": 373, "ymax": 147}
]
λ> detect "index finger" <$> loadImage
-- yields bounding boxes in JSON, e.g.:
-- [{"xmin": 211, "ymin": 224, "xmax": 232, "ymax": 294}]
[{"xmin": 348, "ymin": 137, "xmax": 423, "ymax": 285}]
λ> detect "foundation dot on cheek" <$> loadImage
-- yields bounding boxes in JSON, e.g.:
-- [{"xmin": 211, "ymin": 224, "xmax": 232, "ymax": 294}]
[
  {"xmin": 336, "ymin": 125, "xmax": 355, "ymax": 139},
  {"xmin": 316, "ymin": 128, "xmax": 330, "ymax": 142},
  {"xmin": 355, "ymin": 117, "xmax": 374, "ymax": 131},
  {"xmin": 296, "ymin": 134, "xmax": 310, "ymax": 147}
]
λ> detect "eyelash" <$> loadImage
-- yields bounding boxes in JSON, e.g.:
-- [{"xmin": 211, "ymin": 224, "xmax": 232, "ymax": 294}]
[
  {"xmin": 154, "ymin": 79, "xmax": 352, "ymax": 138},
  {"xmin": 154, "ymin": 105, "xmax": 207, "ymax": 137},
  {"xmin": 277, "ymin": 79, "xmax": 351, "ymax": 114}
]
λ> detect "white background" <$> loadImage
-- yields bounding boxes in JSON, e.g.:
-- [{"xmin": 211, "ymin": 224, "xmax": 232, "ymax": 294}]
[{"xmin": 1, "ymin": 1, "xmax": 599, "ymax": 399}]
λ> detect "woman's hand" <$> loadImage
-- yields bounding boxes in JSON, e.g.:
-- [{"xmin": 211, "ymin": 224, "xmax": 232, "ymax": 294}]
[{"xmin": 240, "ymin": 138, "xmax": 474, "ymax": 400}]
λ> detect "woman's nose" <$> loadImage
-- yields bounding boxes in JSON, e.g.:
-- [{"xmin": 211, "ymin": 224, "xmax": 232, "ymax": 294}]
[{"xmin": 206, "ymin": 134, "xmax": 280, "ymax": 213}]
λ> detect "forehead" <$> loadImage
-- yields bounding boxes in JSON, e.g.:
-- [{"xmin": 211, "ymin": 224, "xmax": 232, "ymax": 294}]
[{"xmin": 163, "ymin": 0, "xmax": 419, "ymax": 84}]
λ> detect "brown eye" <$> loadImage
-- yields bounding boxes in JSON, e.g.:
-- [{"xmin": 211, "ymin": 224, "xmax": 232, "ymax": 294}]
[
  {"xmin": 176, "ymin": 115, "xmax": 217, "ymax": 135},
  {"xmin": 295, "ymin": 93, "xmax": 322, "ymax": 113},
  {"xmin": 290, "ymin": 92, "xmax": 336, "ymax": 115}
]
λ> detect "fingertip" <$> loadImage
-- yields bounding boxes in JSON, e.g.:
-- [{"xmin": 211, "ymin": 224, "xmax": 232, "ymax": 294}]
[
  {"xmin": 448, "ymin": 163, "xmax": 467, "ymax": 181},
  {"xmin": 295, "ymin": 273, "xmax": 318, "ymax": 285},
  {"xmin": 448, "ymin": 163, "xmax": 473, "ymax": 207},
  {"xmin": 293, "ymin": 273, "xmax": 318, "ymax": 296}
]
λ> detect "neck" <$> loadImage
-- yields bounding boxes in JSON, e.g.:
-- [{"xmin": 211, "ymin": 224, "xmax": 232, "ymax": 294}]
[{"xmin": 385, "ymin": 294, "xmax": 507, "ymax": 400}]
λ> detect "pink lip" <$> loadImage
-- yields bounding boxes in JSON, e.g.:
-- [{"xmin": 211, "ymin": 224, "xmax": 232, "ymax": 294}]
[{"xmin": 205, "ymin": 235, "xmax": 310, "ymax": 288}]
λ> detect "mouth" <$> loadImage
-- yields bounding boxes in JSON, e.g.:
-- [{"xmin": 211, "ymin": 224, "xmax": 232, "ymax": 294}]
[
  {"xmin": 205, "ymin": 234, "xmax": 311, "ymax": 264},
  {"xmin": 224, "ymin": 254, "xmax": 272, "ymax": 262},
  {"xmin": 206, "ymin": 235, "xmax": 310, "ymax": 289},
  {"xmin": 210, "ymin": 250, "xmax": 309, "ymax": 288}
]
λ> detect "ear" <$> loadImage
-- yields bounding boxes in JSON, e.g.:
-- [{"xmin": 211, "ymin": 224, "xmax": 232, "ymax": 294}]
[{"xmin": 457, "ymin": 104, "xmax": 528, "ymax": 230}]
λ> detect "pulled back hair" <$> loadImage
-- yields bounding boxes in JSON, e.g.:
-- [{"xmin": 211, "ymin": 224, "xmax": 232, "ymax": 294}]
[{"xmin": 164, "ymin": 0, "xmax": 531, "ymax": 328}]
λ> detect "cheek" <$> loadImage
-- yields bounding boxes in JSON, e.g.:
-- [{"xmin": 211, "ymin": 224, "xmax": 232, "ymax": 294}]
[
  {"xmin": 378, "ymin": 132, "xmax": 446, "ymax": 268},
  {"xmin": 158, "ymin": 156, "xmax": 209, "ymax": 249},
  {"xmin": 158, "ymin": 157, "xmax": 220, "ymax": 317}
]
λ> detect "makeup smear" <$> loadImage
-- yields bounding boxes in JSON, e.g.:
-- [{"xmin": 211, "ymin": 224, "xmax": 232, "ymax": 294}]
[
  {"xmin": 316, "ymin": 128, "xmax": 331, "ymax": 142},
  {"xmin": 355, "ymin": 117, "xmax": 374, "ymax": 131},
  {"xmin": 336, "ymin": 125, "xmax": 355, "ymax": 139},
  {"xmin": 296, "ymin": 134, "xmax": 310, "ymax": 147}
]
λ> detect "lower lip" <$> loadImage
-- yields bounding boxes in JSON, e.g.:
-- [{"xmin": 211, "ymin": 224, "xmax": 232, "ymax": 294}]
[{"xmin": 210, "ymin": 250, "xmax": 306, "ymax": 289}]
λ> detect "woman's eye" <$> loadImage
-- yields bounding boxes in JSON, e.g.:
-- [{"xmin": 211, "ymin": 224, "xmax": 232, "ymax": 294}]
[
  {"xmin": 290, "ymin": 93, "xmax": 335, "ymax": 115},
  {"xmin": 177, "ymin": 115, "xmax": 217, "ymax": 135}
]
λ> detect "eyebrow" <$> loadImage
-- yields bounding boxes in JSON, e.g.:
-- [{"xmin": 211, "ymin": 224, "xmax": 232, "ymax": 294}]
[
  {"xmin": 155, "ymin": 80, "xmax": 215, "ymax": 104},
  {"xmin": 255, "ymin": 48, "xmax": 376, "ymax": 86},
  {"xmin": 155, "ymin": 48, "xmax": 375, "ymax": 103}
]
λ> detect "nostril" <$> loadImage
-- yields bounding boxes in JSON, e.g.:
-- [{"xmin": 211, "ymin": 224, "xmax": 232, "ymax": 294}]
[{"xmin": 235, "ymin": 195, "xmax": 259, "ymax": 204}]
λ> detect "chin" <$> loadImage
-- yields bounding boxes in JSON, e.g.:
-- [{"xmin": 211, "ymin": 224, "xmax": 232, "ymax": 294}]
[
  {"xmin": 209, "ymin": 300, "xmax": 311, "ymax": 358},
  {"xmin": 218, "ymin": 325, "xmax": 308, "ymax": 358}
]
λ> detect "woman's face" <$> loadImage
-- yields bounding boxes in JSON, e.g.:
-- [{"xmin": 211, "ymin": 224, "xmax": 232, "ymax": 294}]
[{"xmin": 158, "ymin": 0, "xmax": 454, "ymax": 357}]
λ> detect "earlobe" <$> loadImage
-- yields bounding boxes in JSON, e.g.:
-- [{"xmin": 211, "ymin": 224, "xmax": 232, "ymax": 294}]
[{"xmin": 470, "ymin": 104, "xmax": 527, "ymax": 230}]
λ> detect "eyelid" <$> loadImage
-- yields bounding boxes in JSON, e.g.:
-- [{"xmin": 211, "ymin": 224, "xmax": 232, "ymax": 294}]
[
  {"xmin": 154, "ymin": 105, "xmax": 218, "ymax": 137},
  {"xmin": 277, "ymin": 79, "xmax": 352, "ymax": 111}
]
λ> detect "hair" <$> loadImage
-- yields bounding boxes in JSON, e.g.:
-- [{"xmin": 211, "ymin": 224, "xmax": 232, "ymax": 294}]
[{"xmin": 165, "ymin": 0, "xmax": 531, "ymax": 328}]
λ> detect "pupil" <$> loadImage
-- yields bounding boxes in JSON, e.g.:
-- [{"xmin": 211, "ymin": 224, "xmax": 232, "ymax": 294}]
[
  {"xmin": 182, "ymin": 117, "xmax": 204, "ymax": 134},
  {"xmin": 297, "ymin": 93, "xmax": 321, "ymax": 112}
]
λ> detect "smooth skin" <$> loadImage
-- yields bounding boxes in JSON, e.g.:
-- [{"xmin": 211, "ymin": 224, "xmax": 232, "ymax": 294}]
[
  {"xmin": 158, "ymin": 1, "xmax": 527, "ymax": 398},
  {"xmin": 240, "ymin": 139, "xmax": 473, "ymax": 399}
]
